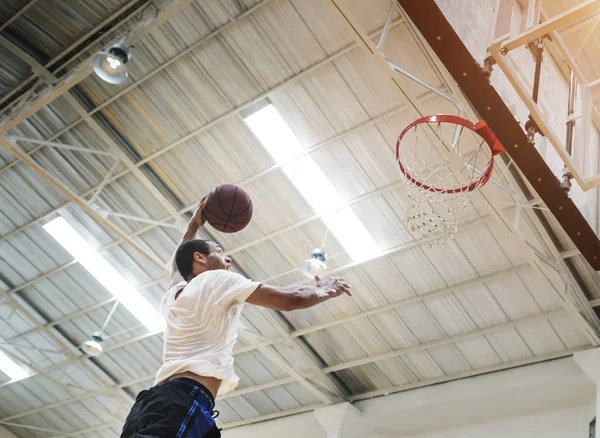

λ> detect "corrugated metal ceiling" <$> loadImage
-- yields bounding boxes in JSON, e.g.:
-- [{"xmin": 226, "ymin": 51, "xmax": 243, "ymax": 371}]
[{"xmin": 0, "ymin": 0, "xmax": 598, "ymax": 436}]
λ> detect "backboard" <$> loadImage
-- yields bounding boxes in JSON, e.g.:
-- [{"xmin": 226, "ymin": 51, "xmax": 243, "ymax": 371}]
[{"xmin": 397, "ymin": 0, "xmax": 600, "ymax": 270}]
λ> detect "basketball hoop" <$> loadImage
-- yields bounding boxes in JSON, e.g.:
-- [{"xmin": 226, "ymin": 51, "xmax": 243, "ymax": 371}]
[{"xmin": 396, "ymin": 115, "xmax": 505, "ymax": 243}]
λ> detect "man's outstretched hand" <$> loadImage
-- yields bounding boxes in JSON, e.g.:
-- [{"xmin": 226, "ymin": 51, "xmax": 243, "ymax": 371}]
[
  {"xmin": 315, "ymin": 276, "xmax": 352, "ymax": 297},
  {"xmin": 190, "ymin": 196, "xmax": 207, "ymax": 228}
]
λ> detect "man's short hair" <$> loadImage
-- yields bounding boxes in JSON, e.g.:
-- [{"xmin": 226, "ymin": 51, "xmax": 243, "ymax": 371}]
[{"xmin": 175, "ymin": 239, "xmax": 211, "ymax": 280}]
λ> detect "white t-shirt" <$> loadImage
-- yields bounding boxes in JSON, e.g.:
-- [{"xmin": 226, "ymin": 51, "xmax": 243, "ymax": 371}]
[{"xmin": 154, "ymin": 269, "xmax": 261, "ymax": 395}]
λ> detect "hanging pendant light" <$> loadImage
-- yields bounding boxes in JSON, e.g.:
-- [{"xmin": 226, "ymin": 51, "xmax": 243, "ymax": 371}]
[
  {"xmin": 300, "ymin": 248, "xmax": 328, "ymax": 279},
  {"xmin": 82, "ymin": 332, "xmax": 104, "ymax": 357},
  {"xmin": 92, "ymin": 44, "xmax": 132, "ymax": 85}
]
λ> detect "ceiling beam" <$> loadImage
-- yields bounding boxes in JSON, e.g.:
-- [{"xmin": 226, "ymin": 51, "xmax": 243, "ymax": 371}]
[
  {"xmin": 0, "ymin": 255, "xmax": 539, "ymax": 411},
  {"xmin": 0, "ymin": 0, "xmax": 196, "ymax": 136},
  {"xmin": 0, "ymin": 14, "xmax": 407, "ymax": 194},
  {"xmin": 2, "ymin": 210, "xmax": 501, "ymax": 362},
  {"xmin": 239, "ymin": 330, "xmax": 340, "ymax": 405},
  {"xmin": 0, "ymin": 135, "xmax": 167, "ymax": 271},
  {"xmin": 0, "ymin": 0, "xmax": 38, "ymax": 33},
  {"xmin": 2, "ymin": 307, "xmax": 571, "ymax": 427},
  {"xmin": 0, "ymin": 286, "xmax": 135, "ymax": 411},
  {"xmin": 0, "ymin": 0, "xmax": 150, "ymax": 111},
  {"xmin": 0, "ymin": 0, "xmax": 275, "ymax": 175},
  {"xmin": 348, "ymin": 346, "xmax": 588, "ymax": 401},
  {"xmin": 326, "ymin": 0, "xmax": 600, "ymax": 347},
  {"xmin": 0, "ymin": 36, "xmax": 193, "ymax": 230},
  {"xmin": 5, "ymin": 204, "xmax": 566, "ymax": 366}
]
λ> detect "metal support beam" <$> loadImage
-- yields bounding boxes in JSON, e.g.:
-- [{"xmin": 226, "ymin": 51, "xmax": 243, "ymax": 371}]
[
  {"xmin": 1, "ymin": 371, "xmax": 293, "ymax": 426},
  {"xmin": 324, "ymin": 309, "xmax": 563, "ymax": 373},
  {"xmin": 0, "ymin": 346, "xmax": 123, "ymax": 425},
  {"xmin": 239, "ymin": 331, "xmax": 339, "ymax": 405},
  {"xmin": 48, "ymin": 0, "xmax": 151, "ymax": 72},
  {"xmin": 88, "ymin": 160, "xmax": 120, "ymax": 206},
  {"xmin": 500, "ymin": 0, "xmax": 600, "ymax": 54},
  {"xmin": 376, "ymin": 0, "xmax": 396, "ymax": 51},
  {"xmin": 1, "ymin": 264, "xmax": 579, "ymax": 430},
  {"xmin": 385, "ymin": 57, "xmax": 456, "ymax": 103},
  {"xmin": 0, "ymin": 17, "xmax": 415, "ymax": 262},
  {"xmin": 0, "ymin": 286, "xmax": 135, "ymax": 410},
  {"xmin": 0, "ymin": 0, "xmax": 275, "ymax": 174},
  {"xmin": 98, "ymin": 210, "xmax": 181, "ymax": 229},
  {"xmin": 0, "ymin": 249, "xmax": 530, "ymax": 396},
  {"xmin": 423, "ymin": 5, "xmax": 600, "ymax": 344},
  {"xmin": 0, "ymin": 36, "xmax": 190, "ymax": 267},
  {"xmin": 5, "ymin": 308, "xmax": 574, "ymax": 430},
  {"xmin": 42, "ymin": 338, "xmax": 586, "ymax": 436},
  {"xmin": 0, "ymin": 0, "xmax": 149, "ymax": 111},
  {"xmin": 0, "ymin": 421, "xmax": 70, "ymax": 435},
  {"xmin": 4, "ymin": 209, "xmax": 501, "ymax": 355},
  {"xmin": 0, "ymin": 0, "xmax": 196, "ymax": 135},
  {"xmin": 8, "ymin": 135, "xmax": 115, "ymax": 156},
  {"xmin": 406, "ymin": 1, "xmax": 600, "ymax": 344},
  {"xmin": 332, "ymin": 0, "xmax": 600, "ymax": 346},
  {"xmin": 0, "ymin": 136, "xmax": 167, "ymax": 271},
  {"xmin": 5, "ymin": 201, "xmax": 561, "ymax": 356},
  {"xmin": 0, "ymin": 12, "xmax": 405, "ymax": 189},
  {"xmin": 0, "ymin": 0, "xmax": 38, "ymax": 33}
]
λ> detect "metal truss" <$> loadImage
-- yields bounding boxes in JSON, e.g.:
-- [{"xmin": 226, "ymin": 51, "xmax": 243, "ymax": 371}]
[
  {"xmin": 3, "ymin": 205, "xmax": 530, "ymax": 369},
  {"xmin": 0, "ymin": 231, "xmax": 575, "ymax": 422},
  {"xmin": 1, "ymin": 0, "xmax": 597, "ymax": 434},
  {"xmin": 0, "ymin": 0, "xmax": 275, "ymax": 177},
  {"xmin": 341, "ymin": 0, "xmax": 600, "ymax": 345},
  {"xmin": 489, "ymin": 0, "xmax": 600, "ymax": 190},
  {"xmin": 0, "ymin": 0, "xmax": 149, "ymax": 111},
  {"xmin": 0, "ymin": 1, "xmax": 372, "ymax": 411},
  {"xmin": 0, "ymin": 0, "xmax": 197, "ymax": 135}
]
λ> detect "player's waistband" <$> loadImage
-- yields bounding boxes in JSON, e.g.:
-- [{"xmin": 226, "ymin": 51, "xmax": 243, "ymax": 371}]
[{"xmin": 160, "ymin": 377, "xmax": 215, "ymax": 411}]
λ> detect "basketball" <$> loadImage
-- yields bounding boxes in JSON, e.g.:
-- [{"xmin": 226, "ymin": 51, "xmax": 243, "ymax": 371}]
[{"xmin": 204, "ymin": 184, "xmax": 253, "ymax": 233}]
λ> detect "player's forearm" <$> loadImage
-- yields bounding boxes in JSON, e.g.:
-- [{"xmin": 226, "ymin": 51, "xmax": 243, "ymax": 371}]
[
  {"xmin": 286, "ymin": 285, "xmax": 332, "ymax": 310},
  {"xmin": 181, "ymin": 220, "xmax": 201, "ymax": 244}
]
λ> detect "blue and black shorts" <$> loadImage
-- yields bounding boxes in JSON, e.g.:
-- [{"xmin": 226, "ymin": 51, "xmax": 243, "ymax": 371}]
[{"xmin": 120, "ymin": 378, "xmax": 220, "ymax": 437}]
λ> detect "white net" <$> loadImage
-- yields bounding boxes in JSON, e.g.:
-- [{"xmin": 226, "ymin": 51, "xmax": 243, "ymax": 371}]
[{"xmin": 397, "ymin": 119, "xmax": 494, "ymax": 244}]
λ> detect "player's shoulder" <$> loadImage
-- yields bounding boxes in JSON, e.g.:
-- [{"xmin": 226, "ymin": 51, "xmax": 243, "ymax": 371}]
[{"xmin": 191, "ymin": 269, "xmax": 247, "ymax": 285}]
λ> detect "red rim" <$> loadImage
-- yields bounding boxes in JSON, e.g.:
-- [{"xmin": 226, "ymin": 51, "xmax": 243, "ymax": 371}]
[{"xmin": 395, "ymin": 115, "xmax": 504, "ymax": 194}]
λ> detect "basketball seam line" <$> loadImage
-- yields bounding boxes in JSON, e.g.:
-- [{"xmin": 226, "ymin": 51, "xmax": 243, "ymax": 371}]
[
  {"xmin": 223, "ymin": 186, "xmax": 238, "ymax": 231},
  {"xmin": 228, "ymin": 199, "xmax": 252, "ymax": 218},
  {"xmin": 207, "ymin": 223, "xmax": 236, "ymax": 232},
  {"xmin": 215, "ymin": 187, "xmax": 226, "ymax": 214},
  {"xmin": 208, "ymin": 218, "xmax": 250, "ymax": 225},
  {"xmin": 203, "ymin": 205, "xmax": 229, "ymax": 223}
]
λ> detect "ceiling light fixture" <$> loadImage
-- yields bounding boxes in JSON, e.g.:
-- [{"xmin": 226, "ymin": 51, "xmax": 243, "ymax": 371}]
[
  {"xmin": 92, "ymin": 44, "xmax": 132, "ymax": 85},
  {"xmin": 82, "ymin": 332, "xmax": 104, "ymax": 357},
  {"xmin": 244, "ymin": 104, "xmax": 381, "ymax": 262},
  {"xmin": 300, "ymin": 248, "xmax": 328, "ymax": 279},
  {"xmin": 0, "ymin": 350, "xmax": 28, "ymax": 381},
  {"xmin": 43, "ymin": 217, "xmax": 165, "ymax": 334}
]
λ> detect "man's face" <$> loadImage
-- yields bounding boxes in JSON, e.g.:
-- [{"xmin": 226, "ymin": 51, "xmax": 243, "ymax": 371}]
[{"xmin": 204, "ymin": 242, "xmax": 231, "ymax": 271}]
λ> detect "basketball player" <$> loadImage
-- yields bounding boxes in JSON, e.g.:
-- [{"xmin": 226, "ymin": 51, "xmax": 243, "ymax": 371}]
[{"xmin": 121, "ymin": 198, "xmax": 352, "ymax": 437}]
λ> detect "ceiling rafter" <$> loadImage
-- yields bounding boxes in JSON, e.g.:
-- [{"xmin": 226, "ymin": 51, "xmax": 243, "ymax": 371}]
[
  {"xmin": 0, "ymin": 0, "xmax": 197, "ymax": 136},
  {"xmin": 0, "ymin": 256, "xmax": 552, "ymax": 418},
  {"xmin": 3, "ymin": 210, "xmax": 507, "ymax": 372}
]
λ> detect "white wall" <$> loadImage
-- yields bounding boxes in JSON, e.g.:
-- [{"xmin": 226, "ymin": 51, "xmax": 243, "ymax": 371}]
[
  {"xmin": 223, "ymin": 357, "xmax": 596, "ymax": 437},
  {"xmin": 404, "ymin": 405, "xmax": 592, "ymax": 438}
]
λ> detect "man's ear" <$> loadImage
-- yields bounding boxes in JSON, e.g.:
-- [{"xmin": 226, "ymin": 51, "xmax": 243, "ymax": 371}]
[{"xmin": 193, "ymin": 251, "xmax": 207, "ymax": 264}]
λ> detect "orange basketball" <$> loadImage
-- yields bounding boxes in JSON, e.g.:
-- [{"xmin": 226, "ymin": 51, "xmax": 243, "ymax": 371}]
[{"xmin": 204, "ymin": 185, "xmax": 253, "ymax": 233}]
